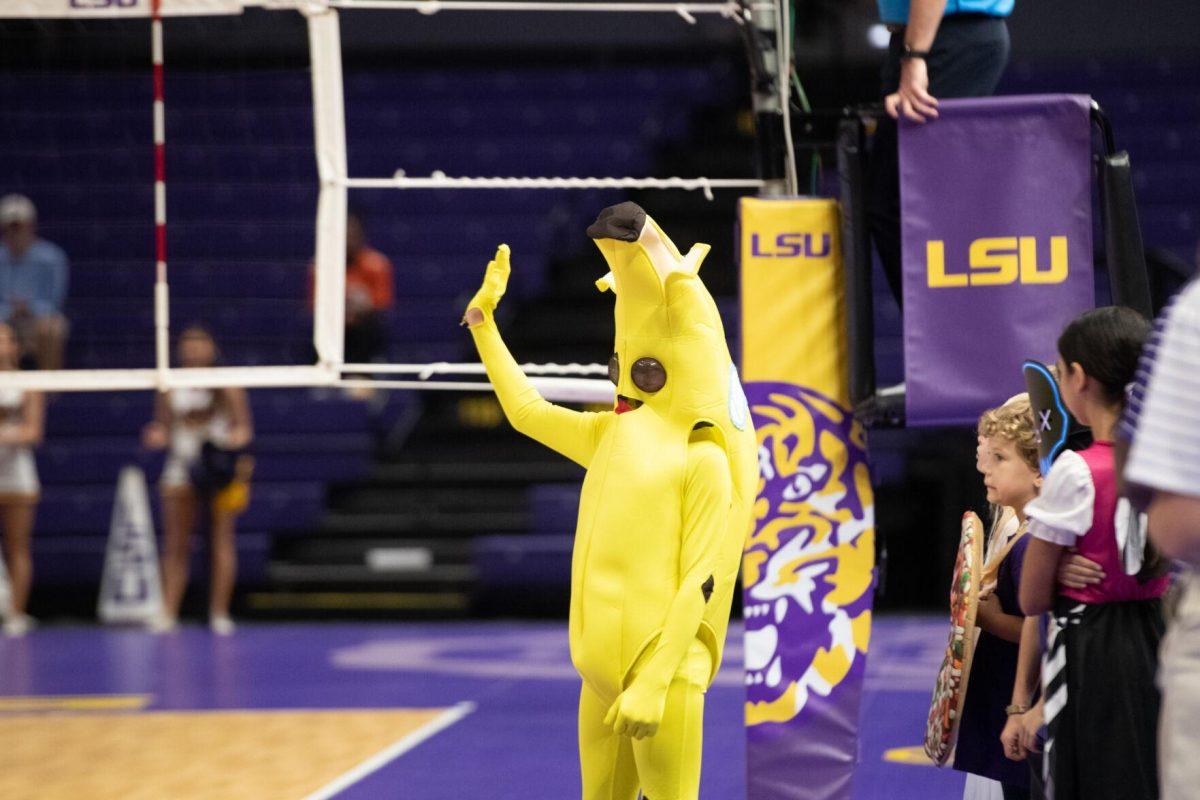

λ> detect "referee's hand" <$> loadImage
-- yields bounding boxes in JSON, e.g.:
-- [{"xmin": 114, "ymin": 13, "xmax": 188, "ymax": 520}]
[{"xmin": 887, "ymin": 57, "xmax": 939, "ymax": 123}]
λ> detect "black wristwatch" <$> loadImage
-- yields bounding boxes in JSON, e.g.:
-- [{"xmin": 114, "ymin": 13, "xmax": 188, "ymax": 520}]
[{"xmin": 900, "ymin": 43, "xmax": 931, "ymax": 60}]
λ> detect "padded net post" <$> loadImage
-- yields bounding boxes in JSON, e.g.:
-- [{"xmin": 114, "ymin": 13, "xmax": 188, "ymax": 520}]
[
  {"xmin": 307, "ymin": 5, "xmax": 349, "ymax": 369},
  {"xmin": 1101, "ymin": 151, "xmax": 1154, "ymax": 318},
  {"xmin": 837, "ymin": 115, "xmax": 876, "ymax": 409}
]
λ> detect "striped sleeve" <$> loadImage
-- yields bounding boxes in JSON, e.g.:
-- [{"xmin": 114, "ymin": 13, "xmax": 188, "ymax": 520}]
[
  {"xmin": 1118, "ymin": 290, "xmax": 1178, "ymax": 446},
  {"xmin": 1125, "ymin": 281, "xmax": 1200, "ymax": 499}
]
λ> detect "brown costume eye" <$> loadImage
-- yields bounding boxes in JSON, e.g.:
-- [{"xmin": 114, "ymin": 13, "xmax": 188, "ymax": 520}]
[
  {"xmin": 631, "ymin": 357, "xmax": 667, "ymax": 393},
  {"xmin": 608, "ymin": 353, "xmax": 619, "ymax": 385}
]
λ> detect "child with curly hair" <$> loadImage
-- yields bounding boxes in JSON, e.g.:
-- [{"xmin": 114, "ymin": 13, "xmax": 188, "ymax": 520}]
[{"xmin": 957, "ymin": 395, "xmax": 1043, "ymax": 799}]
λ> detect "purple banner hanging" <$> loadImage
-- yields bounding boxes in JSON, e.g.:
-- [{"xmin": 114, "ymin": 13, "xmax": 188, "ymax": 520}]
[
  {"xmin": 741, "ymin": 198, "xmax": 876, "ymax": 800},
  {"xmin": 900, "ymin": 94, "xmax": 1095, "ymax": 426}
]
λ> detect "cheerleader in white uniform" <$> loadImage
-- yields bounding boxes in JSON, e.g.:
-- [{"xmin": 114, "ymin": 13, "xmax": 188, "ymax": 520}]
[
  {"xmin": 142, "ymin": 327, "xmax": 252, "ymax": 635},
  {"xmin": 0, "ymin": 323, "xmax": 44, "ymax": 637}
]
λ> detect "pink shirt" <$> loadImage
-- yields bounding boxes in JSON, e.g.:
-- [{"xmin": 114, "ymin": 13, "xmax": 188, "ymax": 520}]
[{"xmin": 1026, "ymin": 442, "xmax": 1169, "ymax": 604}]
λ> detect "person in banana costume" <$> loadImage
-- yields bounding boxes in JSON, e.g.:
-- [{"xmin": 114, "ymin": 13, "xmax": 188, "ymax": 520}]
[{"xmin": 463, "ymin": 202, "xmax": 756, "ymax": 800}]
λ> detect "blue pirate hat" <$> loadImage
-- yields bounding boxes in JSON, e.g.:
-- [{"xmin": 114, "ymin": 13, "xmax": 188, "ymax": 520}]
[{"xmin": 1022, "ymin": 359, "xmax": 1092, "ymax": 475}]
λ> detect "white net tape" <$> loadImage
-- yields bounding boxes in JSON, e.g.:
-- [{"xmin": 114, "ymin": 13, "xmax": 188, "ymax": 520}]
[
  {"xmin": 347, "ymin": 174, "xmax": 764, "ymax": 201},
  {"xmin": 0, "ymin": 365, "xmax": 614, "ymax": 404},
  {"xmin": 339, "ymin": 363, "xmax": 615, "ymax": 403},
  {"xmin": 342, "ymin": 362, "xmax": 609, "ymax": 378},
  {"xmin": 340, "ymin": 376, "xmax": 615, "ymax": 403},
  {"xmin": 314, "ymin": 0, "xmax": 745, "ymax": 23},
  {"xmin": 0, "ymin": 0, "xmax": 744, "ymax": 18},
  {"xmin": 0, "ymin": 366, "xmax": 333, "ymax": 392}
]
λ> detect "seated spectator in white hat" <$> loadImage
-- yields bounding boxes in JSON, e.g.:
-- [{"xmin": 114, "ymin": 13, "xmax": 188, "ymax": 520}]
[{"xmin": 0, "ymin": 194, "xmax": 69, "ymax": 370}]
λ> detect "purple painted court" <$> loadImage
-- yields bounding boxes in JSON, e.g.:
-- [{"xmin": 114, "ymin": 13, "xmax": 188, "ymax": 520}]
[{"xmin": 0, "ymin": 615, "xmax": 965, "ymax": 799}]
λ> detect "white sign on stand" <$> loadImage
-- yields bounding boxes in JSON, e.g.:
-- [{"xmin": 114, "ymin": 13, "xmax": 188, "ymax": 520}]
[{"xmin": 98, "ymin": 466, "xmax": 164, "ymax": 625}]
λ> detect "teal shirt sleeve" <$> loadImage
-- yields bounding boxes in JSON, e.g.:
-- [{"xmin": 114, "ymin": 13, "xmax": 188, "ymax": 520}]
[
  {"xmin": 877, "ymin": 0, "xmax": 909, "ymax": 24},
  {"xmin": 877, "ymin": 0, "xmax": 1013, "ymax": 24}
]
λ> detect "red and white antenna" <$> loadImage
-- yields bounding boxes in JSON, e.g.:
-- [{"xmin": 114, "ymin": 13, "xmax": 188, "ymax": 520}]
[{"xmin": 151, "ymin": 0, "xmax": 170, "ymax": 387}]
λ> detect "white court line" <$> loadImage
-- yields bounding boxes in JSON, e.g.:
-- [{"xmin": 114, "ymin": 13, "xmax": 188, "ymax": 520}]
[{"xmin": 300, "ymin": 701, "xmax": 477, "ymax": 800}]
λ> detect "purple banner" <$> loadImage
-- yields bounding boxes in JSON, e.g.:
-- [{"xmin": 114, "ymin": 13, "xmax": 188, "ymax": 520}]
[
  {"xmin": 900, "ymin": 94, "xmax": 1095, "ymax": 426},
  {"xmin": 743, "ymin": 382, "xmax": 875, "ymax": 800},
  {"xmin": 741, "ymin": 197, "xmax": 875, "ymax": 800}
]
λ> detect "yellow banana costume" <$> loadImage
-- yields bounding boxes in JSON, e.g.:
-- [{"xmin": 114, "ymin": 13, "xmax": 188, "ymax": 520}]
[{"xmin": 464, "ymin": 202, "xmax": 756, "ymax": 800}]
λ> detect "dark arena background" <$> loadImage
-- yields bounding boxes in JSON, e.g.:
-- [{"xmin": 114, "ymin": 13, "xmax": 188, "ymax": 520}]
[{"xmin": 0, "ymin": 1, "xmax": 1197, "ymax": 797}]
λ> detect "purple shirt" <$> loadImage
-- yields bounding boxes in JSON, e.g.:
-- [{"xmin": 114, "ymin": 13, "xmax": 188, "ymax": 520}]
[{"xmin": 953, "ymin": 531, "xmax": 1030, "ymax": 788}]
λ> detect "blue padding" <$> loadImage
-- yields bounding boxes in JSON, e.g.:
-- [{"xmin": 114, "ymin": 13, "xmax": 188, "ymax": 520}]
[
  {"xmin": 345, "ymin": 100, "xmax": 685, "ymax": 138},
  {"xmin": 1139, "ymin": 208, "xmax": 1198, "ymax": 247},
  {"xmin": 529, "ymin": 483, "xmax": 582, "ymax": 535},
  {"xmin": 473, "ymin": 534, "xmax": 573, "ymax": 587},
  {"xmin": 32, "ymin": 532, "xmax": 271, "ymax": 586},
  {"xmin": 39, "ymin": 432, "xmax": 369, "ymax": 468},
  {"xmin": 34, "ymin": 482, "xmax": 323, "ymax": 537}
]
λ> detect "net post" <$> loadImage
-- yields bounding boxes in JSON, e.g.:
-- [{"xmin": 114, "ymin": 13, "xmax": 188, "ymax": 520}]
[{"xmin": 306, "ymin": 2, "xmax": 349, "ymax": 371}]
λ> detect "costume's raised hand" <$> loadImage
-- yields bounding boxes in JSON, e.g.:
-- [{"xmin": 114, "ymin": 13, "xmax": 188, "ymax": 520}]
[
  {"xmin": 463, "ymin": 244, "xmax": 511, "ymax": 327},
  {"xmin": 604, "ymin": 677, "xmax": 668, "ymax": 740}
]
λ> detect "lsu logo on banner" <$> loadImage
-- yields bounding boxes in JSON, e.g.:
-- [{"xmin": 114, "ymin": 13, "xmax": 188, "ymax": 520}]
[
  {"xmin": 926, "ymin": 235, "xmax": 1069, "ymax": 287},
  {"xmin": 739, "ymin": 197, "xmax": 846, "ymax": 406},
  {"xmin": 749, "ymin": 232, "xmax": 832, "ymax": 260}
]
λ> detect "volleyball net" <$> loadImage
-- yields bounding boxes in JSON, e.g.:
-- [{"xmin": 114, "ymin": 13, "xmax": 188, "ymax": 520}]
[{"xmin": 0, "ymin": 0, "xmax": 786, "ymax": 402}]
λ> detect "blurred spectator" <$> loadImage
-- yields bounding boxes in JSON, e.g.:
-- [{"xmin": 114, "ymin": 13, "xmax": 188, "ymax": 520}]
[
  {"xmin": 310, "ymin": 212, "xmax": 395, "ymax": 365},
  {"xmin": 142, "ymin": 326, "xmax": 254, "ymax": 636},
  {"xmin": 0, "ymin": 322, "xmax": 45, "ymax": 638},
  {"xmin": 0, "ymin": 194, "xmax": 69, "ymax": 370},
  {"xmin": 344, "ymin": 213, "xmax": 394, "ymax": 363}
]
